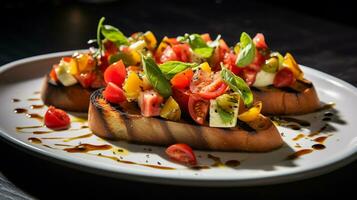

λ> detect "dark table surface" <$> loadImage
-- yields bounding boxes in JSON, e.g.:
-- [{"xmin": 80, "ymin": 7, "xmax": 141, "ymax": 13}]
[{"xmin": 1, "ymin": 0, "xmax": 357, "ymax": 199}]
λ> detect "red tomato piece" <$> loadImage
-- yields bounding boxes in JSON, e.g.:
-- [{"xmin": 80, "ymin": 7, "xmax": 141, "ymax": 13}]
[
  {"xmin": 62, "ymin": 57, "xmax": 72, "ymax": 63},
  {"xmin": 103, "ymin": 40, "xmax": 119, "ymax": 55},
  {"xmin": 166, "ymin": 143, "xmax": 197, "ymax": 165},
  {"xmin": 201, "ymin": 33, "xmax": 212, "ymax": 43},
  {"xmin": 190, "ymin": 71, "xmax": 228, "ymax": 99},
  {"xmin": 138, "ymin": 90, "xmax": 164, "ymax": 117},
  {"xmin": 172, "ymin": 44, "xmax": 191, "ymax": 62},
  {"xmin": 172, "ymin": 88, "xmax": 191, "ymax": 114},
  {"xmin": 223, "ymin": 51, "xmax": 241, "ymax": 75},
  {"xmin": 210, "ymin": 39, "xmax": 230, "ymax": 71},
  {"xmin": 104, "ymin": 60, "xmax": 127, "ymax": 87},
  {"xmin": 49, "ymin": 65, "xmax": 59, "ymax": 82},
  {"xmin": 44, "ymin": 106, "xmax": 70, "ymax": 130},
  {"xmin": 103, "ymin": 82, "xmax": 126, "ymax": 104},
  {"xmin": 170, "ymin": 68, "xmax": 194, "ymax": 89},
  {"xmin": 274, "ymin": 68, "xmax": 296, "ymax": 88},
  {"xmin": 76, "ymin": 72, "xmax": 96, "ymax": 88},
  {"xmin": 99, "ymin": 53, "xmax": 110, "ymax": 73},
  {"xmin": 248, "ymin": 49, "xmax": 265, "ymax": 71},
  {"xmin": 159, "ymin": 46, "xmax": 178, "ymax": 63},
  {"xmin": 188, "ymin": 94, "xmax": 209, "ymax": 125},
  {"xmin": 240, "ymin": 68, "xmax": 258, "ymax": 86},
  {"xmin": 253, "ymin": 33, "xmax": 268, "ymax": 49}
]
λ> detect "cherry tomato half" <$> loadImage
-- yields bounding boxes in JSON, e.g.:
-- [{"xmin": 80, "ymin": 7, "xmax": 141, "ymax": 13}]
[
  {"xmin": 188, "ymin": 94, "xmax": 209, "ymax": 125},
  {"xmin": 103, "ymin": 82, "xmax": 127, "ymax": 104},
  {"xmin": 240, "ymin": 68, "xmax": 257, "ymax": 86},
  {"xmin": 104, "ymin": 60, "xmax": 127, "ymax": 87},
  {"xmin": 44, "ymin": 106, "xmax": 70, "ymax": 130},
  {"xmin": 172, "ymin": 44, "xmax": 191, "ymax": 62},
  {"xmin": 273, "ymin": 68, "xmax": 296, "ymax": 88},
  {"xmin": 190, "ymin": 71, "xmax": 228, "ymax": 99},
  {"xmin": 165, "ymin": 143, "xmax": 197, "ymax": 165}
]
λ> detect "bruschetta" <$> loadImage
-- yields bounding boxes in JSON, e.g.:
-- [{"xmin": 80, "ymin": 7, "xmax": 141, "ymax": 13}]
[
  {"xmin": 41, "ymin": 17, "xmax": 320, "ymax": 116},
  {"xmin": 88, "ymin": 54, "xmax": 283, "ymax": 152}
]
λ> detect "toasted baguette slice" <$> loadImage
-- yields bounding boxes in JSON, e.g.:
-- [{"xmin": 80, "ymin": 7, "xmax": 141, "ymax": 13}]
[
  {"xmin": 253, "ymin": 80, "xmax": 321, "ymax": 115},
  {"xmin": 41, "ymin": 76, "xmax": 93, "ymax": 112},
  {"xmin": 88, "ymin": 89, "xmax": 283, "ymax": 152}
]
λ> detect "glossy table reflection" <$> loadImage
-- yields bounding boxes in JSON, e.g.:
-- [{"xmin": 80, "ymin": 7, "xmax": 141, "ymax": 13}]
[{"xmin": 1, "ymin": 0, "xmax": 356, "ymax": 199}]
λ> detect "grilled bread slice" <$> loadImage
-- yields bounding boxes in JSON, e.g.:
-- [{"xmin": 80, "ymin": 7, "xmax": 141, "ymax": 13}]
[
  {"xmin": 253, "ymin": 80, "xmax": 321, "ymax": 115},
  {"xmin": 41, "ymin": 75, "xmax": 93, "ymax": 112},
  {"xmin": 88, "ymin": 89, "xmax": 283, "ymax": 152}
]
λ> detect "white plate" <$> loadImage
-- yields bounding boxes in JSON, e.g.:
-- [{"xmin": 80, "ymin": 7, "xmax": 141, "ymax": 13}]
[{"xmin": 1, "ymin": 50, "xmax": 356, "ymax": 187}]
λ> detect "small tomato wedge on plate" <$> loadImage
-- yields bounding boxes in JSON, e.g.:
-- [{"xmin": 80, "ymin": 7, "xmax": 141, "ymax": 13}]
[
  {"xmin": 103, "ymin": 82, "xmax": 126, "ymax": 104},
  {"xmin": 172, "ymin": 44, "xmax": 191, "ymax": 62},
  {"xmin": 44, "ymin": 106, "xmax": 70, "ymax": 130},
  {"xmin": 104, "ymin": 60, "xmax": 127, "ymax": 87},
  {"xmin": 274, "ymin": 68, "xmax": 296, "ymax": 88},
  {"xmin": 171, "ymin": 68, "xmax": 193, "ymax": 89},
  {"xmin": 188, "ymin": 94, "xmax": 209, "ymax": 125},
  {"xmin": 166, "ymin": 143, "xmax": 197, "ymax": 165}
]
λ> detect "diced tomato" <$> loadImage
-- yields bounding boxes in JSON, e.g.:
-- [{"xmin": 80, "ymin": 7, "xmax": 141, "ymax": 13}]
[
  {"xmin": 49, "ymin": 65, "xmax": 59, "ymax": 82},
  {"xmin": 44, "ymin": 106, "xmax": 70, "ymax": 130},
  {"xmin": 190, "ymin": 71, "xmax": 227, "ymax": 99},
  {"xmin": 159, "ymin": 46, "xmax": 178, "ymax": 63},
  {"xmin": 274, "ymin": 68, "xmax": 296, "ymax": 88},
  {"xmin": 165, "ymin": 37, "xmax": 179, "ymax": 46},
  {"xmin": 253, "ymin": 33, "xmax": 268, "ymax": 49},
  {"xmin": 201, "ymin": 33, "xmax": 212, "ymax": 43},
  {"xmin": 103, "ymin": 82, "xmax": 126, "ymax": 104},
  {"xmin": 104, "ymin": 60, "xmax": 127, "ymax": 87},
  {"xmin": 172, "ymin": 44, "xmax": 191, "ymax": 62},
  {"xmin": 63, "ymin": 57, "xmax": 72, "ymax": 63},
  {"xmin": 76, "ymin": 72, "xmax": 96, "ymax": 88},
  {"xmin": 240, "ymin": 68, "xmax": 257, "ymax": 86},
  {"xmin": 210, "ymin": 39, "xmax": 230, "ymax": 71},
  {"xmin": 188, "ymin": 94, "xmax": 209, "ymax": 125},
  {"xmin": 166, "ymin": 143, "xmax": 197, "ymax": 165},
  {"xmin": 172, "ymin": 88, "xmax": 191, "ymax": 114},
  {"xmin": 170, "ymin": 68, "xmax": 193, "ymax": 89},
  {"xmin": 223, "ymin": 51, "xmax": 241, "ymax": 75},
  {"xmin": 138, "ymin": 90, "xmax": 164, "ymax": 117},
  {"xmin": 103, "ymin": 40, "xmax": 119, "ymax": 55},
  {"xmin": 248, "ymin": 49, "xmax": 265, "ymax": 71}
]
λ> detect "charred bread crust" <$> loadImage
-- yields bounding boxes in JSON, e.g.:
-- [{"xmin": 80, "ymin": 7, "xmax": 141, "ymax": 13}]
[
  {"xmin": 88, "ymin": 89, "xmax": 283, "ymax": 152},
  {"xmin": 41, "ymin": 75, "xmax": 94, "ymax": 112},
  {"xmin": 253, "ymin": 80, "xmax": 321, "ymax": 115}
]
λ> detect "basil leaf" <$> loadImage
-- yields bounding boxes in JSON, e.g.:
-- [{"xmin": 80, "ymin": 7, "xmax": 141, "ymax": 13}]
[
  {"xmin": 217, "ymin": 105, "xmax": 234, "ymax": 124},
  {"xmin": 236, "ymin": 32, "xmax": 255, "ymax": 67},
  {"xmin": 220, "ymin": 67, "xmax": 253, "ymax": 107},
  {"xmin": 159, "ymin": 61, "xmax": 197, "ymax": 80},
  {"xmin": 101, "ymin": 25, "xmax": 128, "ymax": 46},
  {"xmin": 188, "ymin": 34, "xmax": 207, "ymax": 49},
  {"xmin": 193, "ymin": 47, "xmax": 214, "ymax": 58},
  {"xmin": 142, "ymin": 56, "xmax": 172, "ymax": 98},
  {"xmin": 179, "ymin": 33, "xmax": 214, "ymax": 58}
]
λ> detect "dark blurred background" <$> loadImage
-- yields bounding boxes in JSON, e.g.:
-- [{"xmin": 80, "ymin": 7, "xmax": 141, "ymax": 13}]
[{"xmin": 1, "ymin": 0, "xmax": 356, "ymax": 199}]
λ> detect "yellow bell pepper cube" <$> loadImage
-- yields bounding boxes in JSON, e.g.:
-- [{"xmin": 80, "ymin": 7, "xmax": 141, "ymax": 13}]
[
  {"xmin": 160, "ymin": 96, "xmax": 181, "ymax": 121},
  {"xmin": 282, "ymin": 53, "xmax": 304, "ymax": 80},
  {"xmin": 238, "ymin": 101, "xmax": 262, "ymax": 122},
  {"xmin": 123, "ymin": 71, "xmax": 143, "ymax": 101},
  {"xmin": 143, "ymin": 31, "xmax": 157, "ymax": 50},
  {"xmin": 199, "ymin": 62, "xmax": 211, "ymax": 73}
]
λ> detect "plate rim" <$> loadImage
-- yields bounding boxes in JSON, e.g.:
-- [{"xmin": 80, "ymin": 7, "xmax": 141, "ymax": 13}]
[{"xmin": 1, "ymin": 50, "xmax": 357, "ymax": 187}]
